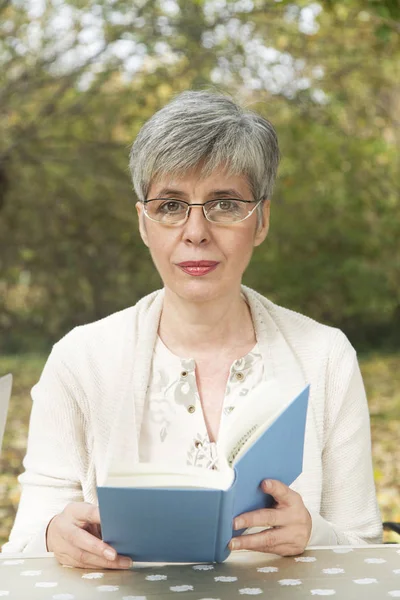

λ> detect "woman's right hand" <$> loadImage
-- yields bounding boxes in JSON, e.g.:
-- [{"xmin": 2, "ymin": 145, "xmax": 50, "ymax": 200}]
[{"xmin": 46, "ymin": 502, "xmax": 132, "ymax": 569}]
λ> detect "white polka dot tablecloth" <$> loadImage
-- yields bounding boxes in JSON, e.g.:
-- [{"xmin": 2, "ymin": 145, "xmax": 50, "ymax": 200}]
[{"xmin": 0, "ymin": 546, "xmax": 399, "ymax": 599}]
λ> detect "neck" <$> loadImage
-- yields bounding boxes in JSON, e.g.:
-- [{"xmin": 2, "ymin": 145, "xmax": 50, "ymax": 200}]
[{"xmin": 159, "ymin": 286, "xmax": 256, "ymax": 359}]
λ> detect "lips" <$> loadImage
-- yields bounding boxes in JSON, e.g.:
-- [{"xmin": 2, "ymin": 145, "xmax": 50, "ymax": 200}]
[{"xmin": 176, "ymin": 261, "xmax": 219, "ymax": 276}]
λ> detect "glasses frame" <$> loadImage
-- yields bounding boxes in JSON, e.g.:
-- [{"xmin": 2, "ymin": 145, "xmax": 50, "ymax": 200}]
[{"xmin": 143, "ymin": 197, "xmax": 264, "ymax": 225}]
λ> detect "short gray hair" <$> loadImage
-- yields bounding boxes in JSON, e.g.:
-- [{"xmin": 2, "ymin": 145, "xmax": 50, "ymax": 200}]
[{"xmin": 129, "ymin": 90, "xmax": 280, "ymax": 221}]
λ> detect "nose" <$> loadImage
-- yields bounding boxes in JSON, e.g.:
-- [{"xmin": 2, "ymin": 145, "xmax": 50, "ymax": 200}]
[{"xmin": 182, "ymin": 205, "xmax": 210, "ymax": 246}]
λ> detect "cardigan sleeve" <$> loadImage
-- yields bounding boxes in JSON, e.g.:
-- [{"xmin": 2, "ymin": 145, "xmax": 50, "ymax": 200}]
[
  {"xmin": 308, "ymin": 332, "xmax": 382, "ymax": 546},
  {"xmin": 2, "ymin": 341, "xmax": 87, "ymax": 554}
]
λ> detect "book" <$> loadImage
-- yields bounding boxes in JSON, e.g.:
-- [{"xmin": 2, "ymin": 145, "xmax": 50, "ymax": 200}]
[
  {"xmin": 0, "ymin": 373, "xmax": 12, "ymax": 455},
  {"xmin": 97, "ymin": 381, "xmax": 309, "ymax": 563}
]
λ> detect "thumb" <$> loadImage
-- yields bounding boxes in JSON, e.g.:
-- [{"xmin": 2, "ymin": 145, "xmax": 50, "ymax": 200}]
[
  {"xmin": 262, "ymin": 479, "xmax": 293, "ymax": 507},
  {"xmin": 72, "ymin": 502, "xmax": 101, "ymax": 527}
]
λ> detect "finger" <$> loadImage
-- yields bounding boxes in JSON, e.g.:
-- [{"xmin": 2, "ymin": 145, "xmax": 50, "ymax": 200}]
[
  {"xmin": 84, "ymin": 522, "xmax": 102, "ymax": 539},
  {"xmin": 230, "ymin": 526, "xmax": 293, "ymax": 552},
  {"xmin": 234, "ymin": 507, "xmax": 292, "ymax": 530},
  {"xmin": 267, "ymin": 543, "xmax": 307, "ymax": 557},
  {"xmin": 65, "ymin": 523, "xmax": 118, "ymax": 563},
  {"xmin": 66, "ymin": 502, "xmax": 101, "ymax": 527},
  {"xmin": 262, "ymin": 479, "xmax": 300, "ymax": 507},
  {"xmin": 59, "ymin": 547, "xmax": 132, "ymax": 570}
]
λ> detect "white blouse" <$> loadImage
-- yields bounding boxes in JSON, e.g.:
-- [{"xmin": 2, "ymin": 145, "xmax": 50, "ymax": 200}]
[
  {"xmin": 139, "ymin": 337, "xmax": 265, "ymax": 470},
  {"xmin": 1, "ymin": 286, "xmax": 383, "ymax": 554}
]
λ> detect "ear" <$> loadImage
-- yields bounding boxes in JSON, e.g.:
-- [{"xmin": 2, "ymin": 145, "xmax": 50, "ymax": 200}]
[
  {"xmin": 254, "ymin": 199, "xmax": 270, "ymax": 247},
  {"xmin": 136, "ymin": 202, "xmax": 149, "ymax": 247}
]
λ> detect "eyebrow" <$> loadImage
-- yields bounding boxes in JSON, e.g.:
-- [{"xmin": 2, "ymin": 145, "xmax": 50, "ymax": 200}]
[{"xmin": 153, "ymin": 188, "xmax": 245, "ymax": 200}]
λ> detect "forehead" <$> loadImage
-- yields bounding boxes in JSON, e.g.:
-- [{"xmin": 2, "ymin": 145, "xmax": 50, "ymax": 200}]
[{"xmin": 148, "ymin": 166, "xmax": 252, "ymax": 198}]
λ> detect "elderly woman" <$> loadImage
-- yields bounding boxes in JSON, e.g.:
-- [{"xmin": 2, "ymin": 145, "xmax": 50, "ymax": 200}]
[{"xmin": 3, "ymin": 91, "xmax": 382, "ymax": 568}]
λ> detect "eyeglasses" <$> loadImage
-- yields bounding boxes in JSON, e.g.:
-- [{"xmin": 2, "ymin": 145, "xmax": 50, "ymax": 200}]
[{"xmin": 143, "ymin": 197, "xmax": 264, "ymax": 225}]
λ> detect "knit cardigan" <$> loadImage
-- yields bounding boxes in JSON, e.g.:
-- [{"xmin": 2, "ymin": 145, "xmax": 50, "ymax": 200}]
[{"xmin": 2, "ymin": 286, "xmax": 382, "ymax": 554}]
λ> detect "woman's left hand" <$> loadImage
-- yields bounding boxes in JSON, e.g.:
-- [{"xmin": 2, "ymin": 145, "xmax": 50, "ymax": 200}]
[{"xmin": 229, "ymin": 479, "xmax": 312, "ymax": 556}]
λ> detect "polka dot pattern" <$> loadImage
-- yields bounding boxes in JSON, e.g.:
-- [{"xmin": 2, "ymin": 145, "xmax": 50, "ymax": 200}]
[
  {"xmin": 279, "ymin": 579, "xmax": 302, "ymax": 586},
  {"xmin": 365, "ymin": 557, "xmax": 386, "ymax": 564},
  {"xmin": 322, "ymin": 568, "xmax": 345, "ymax": 575},
  {"xmin": 0, "ymin": 546, "xmax": 399, "ymax": 598},
  {"xmin": 169, "ymin": 585, "xmax": 194, "ymax": 592},
  {"xmin": 145, "ymin": 574, "xmax": 167, "ymax": 581},
  {"xmin": 295, "ymin": 556, "xmax": 316, "ymax": 563}
]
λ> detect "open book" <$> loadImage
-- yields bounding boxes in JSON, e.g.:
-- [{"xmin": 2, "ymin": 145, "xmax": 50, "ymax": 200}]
[{"xmin": 98, "ymin": 381, "xmax": 309, "ymax": 563}]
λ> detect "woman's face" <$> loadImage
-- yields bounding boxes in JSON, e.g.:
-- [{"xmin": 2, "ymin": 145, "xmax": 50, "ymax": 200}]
[{"xmin": 136, "ymin": 167, "xmax": 270, "ymax": 304}]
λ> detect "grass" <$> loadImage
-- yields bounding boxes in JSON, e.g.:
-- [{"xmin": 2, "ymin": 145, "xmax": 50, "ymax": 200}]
[{"xmin": 0, "ymin": 352, "xmax": 399, "ymax": 547}]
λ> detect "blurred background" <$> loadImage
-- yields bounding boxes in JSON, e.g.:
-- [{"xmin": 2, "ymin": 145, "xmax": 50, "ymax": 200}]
[{"xmin": 0, "ymin": 0, "xmax": 399, "ymax": 545}]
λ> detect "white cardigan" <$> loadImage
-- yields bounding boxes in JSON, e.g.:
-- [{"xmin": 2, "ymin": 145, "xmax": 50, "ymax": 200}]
[{"xmin": 2, "ymin": 287, "xmax": 382, "ymax": 554}]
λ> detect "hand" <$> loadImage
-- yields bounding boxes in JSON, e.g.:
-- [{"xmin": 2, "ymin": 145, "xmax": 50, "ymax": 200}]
[
  {"xmin": 46, "ymin": 502, "xmax": 132, "ymax": 569},
  {"xmin": 229, "ymin": 479, "xmax": 312, "ymax": 556}
]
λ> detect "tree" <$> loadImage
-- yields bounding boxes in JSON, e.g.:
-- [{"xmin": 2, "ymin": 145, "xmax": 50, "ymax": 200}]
[{"xmin": 0, "ymin": 0, "xmax": 399, "ymax": 351}]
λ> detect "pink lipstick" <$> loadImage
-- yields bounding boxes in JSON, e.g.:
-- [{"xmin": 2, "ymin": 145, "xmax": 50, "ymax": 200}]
[{"xmin": 177, "ymin": 261, "xmax": 219, "ymax": 276}]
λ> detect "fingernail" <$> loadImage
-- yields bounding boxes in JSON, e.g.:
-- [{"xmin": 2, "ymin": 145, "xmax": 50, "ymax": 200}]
[
  {"xmin": 104, "ymin": 549, "xmax": 116, "ymax": 561},
  {"xmin": 230, "ymin": 539, "xmax": 239, "ymax": 550},
  {"xmin": 263, "ymin": 479, "xmax": 272, "ymax": 490},
  {"xmin": 120, "ymin": 557, "xmax": 133, "ymax": 568},
  {"xmin": 234, "ymin": 518, "xmax": 243, "ymax": 530}
]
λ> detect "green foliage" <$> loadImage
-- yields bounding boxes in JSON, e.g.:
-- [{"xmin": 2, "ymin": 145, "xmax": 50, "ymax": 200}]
[{"xmin": 0, "ymin": 0, "xmax": 399, "ymax": 351}]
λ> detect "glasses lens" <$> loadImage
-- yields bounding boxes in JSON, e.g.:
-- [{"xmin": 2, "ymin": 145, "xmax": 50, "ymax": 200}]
[
  {"xmin": 145, "ymin": 199, "xmax": 188, "ymax": 224},
  {"xmin": 205, "ymin": 199, "xmax": 251, "ymax": 223}
]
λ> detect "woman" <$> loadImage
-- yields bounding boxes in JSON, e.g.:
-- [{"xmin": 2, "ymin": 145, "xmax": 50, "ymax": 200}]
[{"xmin": 3, "ymin": 91, "xmax": 382, "ymax": 568}]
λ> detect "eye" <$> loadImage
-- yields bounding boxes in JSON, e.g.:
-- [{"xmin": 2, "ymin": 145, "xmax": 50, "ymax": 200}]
[
  {"xmin": 209, "ymin": 199, "xmax": 241, "ymax": 212},
  {"xmin": 217, "ymin": 200, "xmax": 235, "ymax": 211},
  {"xmin": 158, "ymin": 200, "xmax": 186, "ymax": 213}
]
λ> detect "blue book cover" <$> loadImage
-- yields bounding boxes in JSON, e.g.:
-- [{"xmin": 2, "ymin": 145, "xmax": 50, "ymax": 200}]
[{"xmin": 97, "ymin": 384, "xmax": 309, "ymax": 563}]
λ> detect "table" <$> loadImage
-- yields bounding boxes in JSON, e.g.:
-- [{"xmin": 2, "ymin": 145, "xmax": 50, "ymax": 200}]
[{"xmin": 1, "ymin": 544, "xmax": 400, "ymax": 599}]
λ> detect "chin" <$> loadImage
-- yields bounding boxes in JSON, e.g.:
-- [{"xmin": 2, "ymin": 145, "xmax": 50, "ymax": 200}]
[{"xmin": 168, "ymin": 279, "xmax": 230, "ymax": 304}]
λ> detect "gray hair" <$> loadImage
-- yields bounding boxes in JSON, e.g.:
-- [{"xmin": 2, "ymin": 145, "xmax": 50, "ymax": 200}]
[{"xmin": 129, "ymin": 90, "xmax": 280, "ymax": 224}]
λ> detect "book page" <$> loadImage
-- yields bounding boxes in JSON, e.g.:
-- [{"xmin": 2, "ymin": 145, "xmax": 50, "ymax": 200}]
[
  {"xmin": 103, "ymin": 380, "xmax": 292, "ymax": 490},
  {"xmin": 218, "ymin": 379, "xmax": 290, "ymax": 467},
  {"xmin": 105, "ymin": 462, "xmax": 234, "ymax": 491}
]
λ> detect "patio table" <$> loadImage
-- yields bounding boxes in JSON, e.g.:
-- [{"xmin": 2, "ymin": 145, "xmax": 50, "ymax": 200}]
[{"xmin": 1, "ymin": 544, "xmax": 400, "ymax": 599}]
